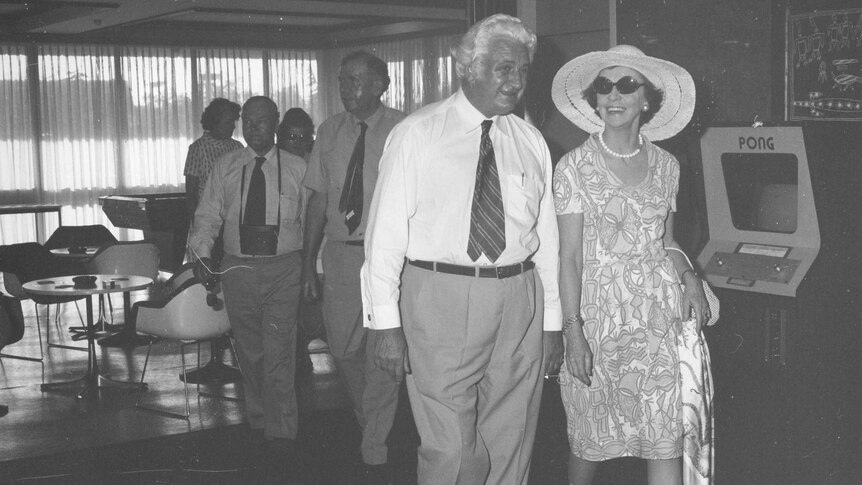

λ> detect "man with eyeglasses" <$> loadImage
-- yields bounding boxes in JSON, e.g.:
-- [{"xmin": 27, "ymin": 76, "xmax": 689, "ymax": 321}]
[
  {"xmin": 302, "ymin": 50, "xmax": 406, "ymax": 485},
  {"xmin": 190, "ymin": 96, "xmax": 310, "ymax": 479}
]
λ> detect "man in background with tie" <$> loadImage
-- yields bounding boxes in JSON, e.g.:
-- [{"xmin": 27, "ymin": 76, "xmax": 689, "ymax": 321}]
[
  {"xmin": 302, "ymin": 50, "xmax": 406, "ymax": 485},
  {"xmin": 189, "ymin": 96, "xmax": 309, "ymax": 478},
  {"xmin": 361, "ymin": 15, "xmax": 563, "ymax": 484}
]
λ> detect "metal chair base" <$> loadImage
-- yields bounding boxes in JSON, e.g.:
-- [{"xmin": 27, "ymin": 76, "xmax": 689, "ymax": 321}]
[{"xmin": 135, "ymin": 335, "xmax": 242, "ymax": 419}]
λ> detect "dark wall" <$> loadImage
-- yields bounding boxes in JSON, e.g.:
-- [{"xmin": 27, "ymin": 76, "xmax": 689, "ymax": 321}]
[{"xmin": 617, "ymin": 0, "xmax": 776, "ymax": 123}]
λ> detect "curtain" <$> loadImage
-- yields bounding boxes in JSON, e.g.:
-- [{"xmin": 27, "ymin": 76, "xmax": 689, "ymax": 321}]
[
  {"xmin": 0, "ymin": 34, "xmax": 457, "ymax": 246},
  {"xmin": 268, "ymin": 49, "xmax": 323, "ymax": 135},
  {"xmin": 322, "ymin": 35, "xmax": 460, "ymax": 119},
  {"xmin": 0, "ymin": 44, "xmax": 38, "ymax": 243},
  {"xmin": 121, "ymin": 45, "xmax": 195, "ymax": 194},
  {"xmin": 38, "ymin": 43, "xmax": 118, "ymax": 231},
  {"xmin": 196, "ymin": 47, "xmax": 266, "ymax": 123}
]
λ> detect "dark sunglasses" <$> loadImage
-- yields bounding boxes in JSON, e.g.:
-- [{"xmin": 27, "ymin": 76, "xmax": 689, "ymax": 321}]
[{"xmin": 592, "ymin": 76, "xmax": 645, "ymax": 95}]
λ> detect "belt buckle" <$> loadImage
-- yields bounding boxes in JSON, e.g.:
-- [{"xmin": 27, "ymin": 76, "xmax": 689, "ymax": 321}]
[{"xmin": 497, "ymin": 263, "xmax": 517, "ymax": 279}]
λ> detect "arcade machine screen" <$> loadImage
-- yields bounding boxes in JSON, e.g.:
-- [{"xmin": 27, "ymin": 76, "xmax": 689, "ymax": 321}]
[
  {"xmin": 722, "ymin": 153, "xmax": 797, "ymax": 234},
  {"xmin": 696, "ymin": 126, "xmax": 820, "ymax": 297}
]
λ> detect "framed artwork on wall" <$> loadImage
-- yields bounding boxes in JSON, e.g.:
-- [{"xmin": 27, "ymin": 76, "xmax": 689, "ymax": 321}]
[{"xmin": 787, "ymin": 7, "xmax": 862, "ymax": 121}]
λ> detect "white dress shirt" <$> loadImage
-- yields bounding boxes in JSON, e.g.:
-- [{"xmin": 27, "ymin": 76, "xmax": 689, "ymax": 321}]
[
  {"xmin": 360, "ymin": 89, "xmax": 562, "ymax": 331},
  {"xmin": 189, "ymin": 145, "xmax": 308, "ymax": 259}
]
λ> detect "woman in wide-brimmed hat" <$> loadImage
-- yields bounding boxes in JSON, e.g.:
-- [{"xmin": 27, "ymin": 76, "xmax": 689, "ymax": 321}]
[{"xmin": 551, "ymin": 45, "xmax": 713, "ymax": 485}]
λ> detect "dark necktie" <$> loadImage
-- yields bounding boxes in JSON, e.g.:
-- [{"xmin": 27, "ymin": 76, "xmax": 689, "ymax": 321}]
[
  {"xmin": 467, "ymin": 120, "xmax": 505, "ymax": 263},
  {"xmin": 244, "ymin": 156, "xmax": 267, "ymax": 225},
  {"xmin": 338, "ymin": 121, "xmax": 368, "ymax": 235}
]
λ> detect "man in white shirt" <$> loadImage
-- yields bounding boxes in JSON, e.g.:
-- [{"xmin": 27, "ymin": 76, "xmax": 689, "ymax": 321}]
[
  {"xmin": 361, "ymin": 14, "xmax": 564, "ymax": 485},
  {"xmin": 189, "ymin": 96, "xmax": 308, "ymax": 478}
]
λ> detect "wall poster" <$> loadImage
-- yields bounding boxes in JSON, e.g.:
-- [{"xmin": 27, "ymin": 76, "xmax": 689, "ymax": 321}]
[{"xmin": 788, "ymin": 8, "xmax": 862, "ymax": 121}]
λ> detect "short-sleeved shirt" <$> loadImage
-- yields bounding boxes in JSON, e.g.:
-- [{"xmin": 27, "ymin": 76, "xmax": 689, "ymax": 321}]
[
  {"xmin": 183, "ymin": 132, "xmax": 244, "ymax": 199},
  {"xmin": 189, "ymin": 146, "xmax": 308, "ymax": 259},
  {"xmin": 302, "ymin": 105, "xmax": 406, "ymax": 242}
]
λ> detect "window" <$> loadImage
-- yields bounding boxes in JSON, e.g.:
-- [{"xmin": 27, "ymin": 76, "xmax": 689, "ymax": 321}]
[{"xmin": 0, "ymin": 35, "xmax": 457, "ymax": 245}]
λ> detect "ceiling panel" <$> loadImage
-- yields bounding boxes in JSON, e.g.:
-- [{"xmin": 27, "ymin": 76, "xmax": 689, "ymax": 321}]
[{"xmin": 0, "ymin": 0, "xmax": 467, "ymax": 47}]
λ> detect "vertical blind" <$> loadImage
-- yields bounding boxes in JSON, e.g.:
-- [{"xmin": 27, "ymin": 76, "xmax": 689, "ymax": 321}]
[{"xmin": 0, "ymin": 34, "xmax": 457, "ymax": 245}]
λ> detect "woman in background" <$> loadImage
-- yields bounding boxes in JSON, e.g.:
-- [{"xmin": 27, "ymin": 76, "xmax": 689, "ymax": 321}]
[
  {"xmin": 277, "ymin": 107, "xmax": 323, "ymax": 381},
  {"xmin": 277, "ymin": 107, "xmax": 315, "ymax": 159}
]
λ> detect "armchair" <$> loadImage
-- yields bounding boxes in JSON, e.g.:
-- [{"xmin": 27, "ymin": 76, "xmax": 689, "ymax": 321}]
[
  {"xmin": 44, "ymin": 224, "xmax": 117, "ymax": 251},
  {"xmin": 0, "ymin": 242, "xmax": 87, "ymax": 360},
  {"xmin": 85, "ymin": 241, "xmax": 160, "ymax": 347},
  {"xmin": 134, "ymin": 272, "xmax": 235, "ymax": 419}
]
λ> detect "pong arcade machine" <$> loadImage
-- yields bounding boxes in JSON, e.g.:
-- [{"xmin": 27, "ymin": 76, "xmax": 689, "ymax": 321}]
[{"xmin": 697, "ymin": 125, "xmax": 820, "ymax": 365}]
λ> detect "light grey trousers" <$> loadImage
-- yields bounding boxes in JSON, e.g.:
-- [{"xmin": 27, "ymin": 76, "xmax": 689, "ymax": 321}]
[
  {"xmin": 400, "ymin": 264, "xmax": 545, "ymax": 485},
  {"xmin": 321, "ymin": 242, "xmax": 401, "ymax": 464},
  {"xmin": 221, "ymin": 251, "xmax": 301, "ymax": 439}
]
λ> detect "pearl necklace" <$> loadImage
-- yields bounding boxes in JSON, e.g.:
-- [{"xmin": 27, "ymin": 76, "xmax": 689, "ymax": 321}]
[{"xmin": 598, "ymin": 133, "xmax": 644, "ymax": 159}]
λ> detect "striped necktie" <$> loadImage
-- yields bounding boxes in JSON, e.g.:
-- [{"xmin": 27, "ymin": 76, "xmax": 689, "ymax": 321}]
[{"xmin": 467, "ymin": 120, "xmax": 505, "ymax": 262}]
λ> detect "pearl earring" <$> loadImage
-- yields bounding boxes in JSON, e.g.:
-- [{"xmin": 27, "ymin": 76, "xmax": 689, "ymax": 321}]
[{"xmin": 642, "ymin": 105, "xmax": 649, "ymax": 111}]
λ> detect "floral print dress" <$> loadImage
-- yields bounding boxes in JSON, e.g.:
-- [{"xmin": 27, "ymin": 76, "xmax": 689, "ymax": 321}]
[{"xmin": 553, "ymin": 134, "xmax": 685, "ymax": 461}]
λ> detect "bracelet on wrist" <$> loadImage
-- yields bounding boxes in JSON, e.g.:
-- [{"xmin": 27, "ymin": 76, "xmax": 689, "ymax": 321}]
[
  {"xmin": 680, "ymin": 268, "xmax": 699, "ymax": 281},
  {"xmin": 562, "ymin": 314, "xmax": 584, "ymax": 332}
]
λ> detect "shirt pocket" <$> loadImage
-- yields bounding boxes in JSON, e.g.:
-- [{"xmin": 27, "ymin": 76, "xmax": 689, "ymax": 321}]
[
  {"xmin": 506, "ymin": 173, "xmax": 542, "ymax": 221},
  {"xmin": 280, "ymin": 192, "xmax": 303, "ymax": 225}
]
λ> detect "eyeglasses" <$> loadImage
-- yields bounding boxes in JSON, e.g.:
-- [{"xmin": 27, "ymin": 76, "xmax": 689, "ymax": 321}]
[{"xmin": 591, "ymin": 76, "xmax": 645, "ymax": 95}]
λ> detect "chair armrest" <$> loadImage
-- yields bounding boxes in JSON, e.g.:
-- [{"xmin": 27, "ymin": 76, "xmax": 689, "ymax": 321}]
[
  {"xmin": 1, "ymin": 272, "xmax": 27, "ymax": 300},
  {"xmin": 136, "ymin": 280, "xmax": 230, "ymax": 340}
]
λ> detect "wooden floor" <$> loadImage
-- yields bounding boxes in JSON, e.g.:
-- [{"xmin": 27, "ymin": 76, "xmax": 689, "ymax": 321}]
[
  {"xmin": 0, "ymin": 286, "xmax": 361, "ymax": 481},
  {"xmin": 1, "ymin": 283, "xmax": 858, "ymax": 484},
  {"xmin": 0, "ymin": 285, "xmax": 573, "ymax": 484}
]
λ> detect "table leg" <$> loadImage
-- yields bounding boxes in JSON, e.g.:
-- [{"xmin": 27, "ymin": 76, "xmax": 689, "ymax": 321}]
[
  {"xmin": 41, "ymin": 296, "xmax": 99, "ymax": 397},
  {"xmin": 41, "ymin": 295, "xmax": 146, "ymax": 398},
  {"xmin": 97, "ymin": 291, "xmax": 153, "ymax": 348}
]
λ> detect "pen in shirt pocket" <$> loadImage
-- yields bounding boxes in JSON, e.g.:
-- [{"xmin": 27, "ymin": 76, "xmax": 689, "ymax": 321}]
[{"xmin": 521, "ymin": 172, "xmax": 525, "ymax": 186}]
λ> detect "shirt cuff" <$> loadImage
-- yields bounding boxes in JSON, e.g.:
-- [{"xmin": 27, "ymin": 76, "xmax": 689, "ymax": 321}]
[
  {"xmin": 365, "ymin": 303, "xmax": 402, "ymax": 330},
  {"xmin": 543, "ymin": 305, "xmax": 563, "ymax": 331}
]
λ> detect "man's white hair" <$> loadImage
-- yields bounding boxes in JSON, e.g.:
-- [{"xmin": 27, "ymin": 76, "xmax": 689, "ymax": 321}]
[{"xmin": 451, "ymin": 14, "xmax": 537, "ymax": 81}]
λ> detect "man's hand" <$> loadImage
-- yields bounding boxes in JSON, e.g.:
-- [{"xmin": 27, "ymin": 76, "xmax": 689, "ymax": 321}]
[
  {"xmin": 542, "ymin": 331, "xmax": 564, "ymax": 377},
  {"xmin": 301, "ymin": 271, "xmax": 321, "ymax": 301},
  {"xmin": 194, "ymin": 257, "xmax": 216, "ymax": 286},
  {"xmin": 371, "ymin": 328, "xmax": 410, "ymax": 382}
]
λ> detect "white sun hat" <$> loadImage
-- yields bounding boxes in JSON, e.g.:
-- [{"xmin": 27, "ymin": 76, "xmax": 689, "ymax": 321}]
[{"xmin": 551, "ymin": 44, "xmax": 695, "ymax": 141}]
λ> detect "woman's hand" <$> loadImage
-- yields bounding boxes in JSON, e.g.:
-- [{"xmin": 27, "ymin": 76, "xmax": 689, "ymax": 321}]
[
  {"xmin": 681, "ymin": 271, "xmax": 710, "ymax": 334},
  {"xmin": 564, "ymin": 326, "xmax": 593, "ymax": 386}
]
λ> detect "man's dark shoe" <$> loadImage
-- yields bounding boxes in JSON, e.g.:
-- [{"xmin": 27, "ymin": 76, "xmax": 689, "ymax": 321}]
[{"xmin": 0, "ymin": 405, "xmax": 8, "ymax": 417}]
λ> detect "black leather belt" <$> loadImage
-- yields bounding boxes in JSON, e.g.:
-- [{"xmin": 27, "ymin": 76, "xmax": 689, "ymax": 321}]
[
  {"xmin": 408, "ymin": 259, "xmax": 534, "ymax": 279},
  {"xmin": 344, "ymin": 240, "xmax": 364, "ymax": 247}
]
